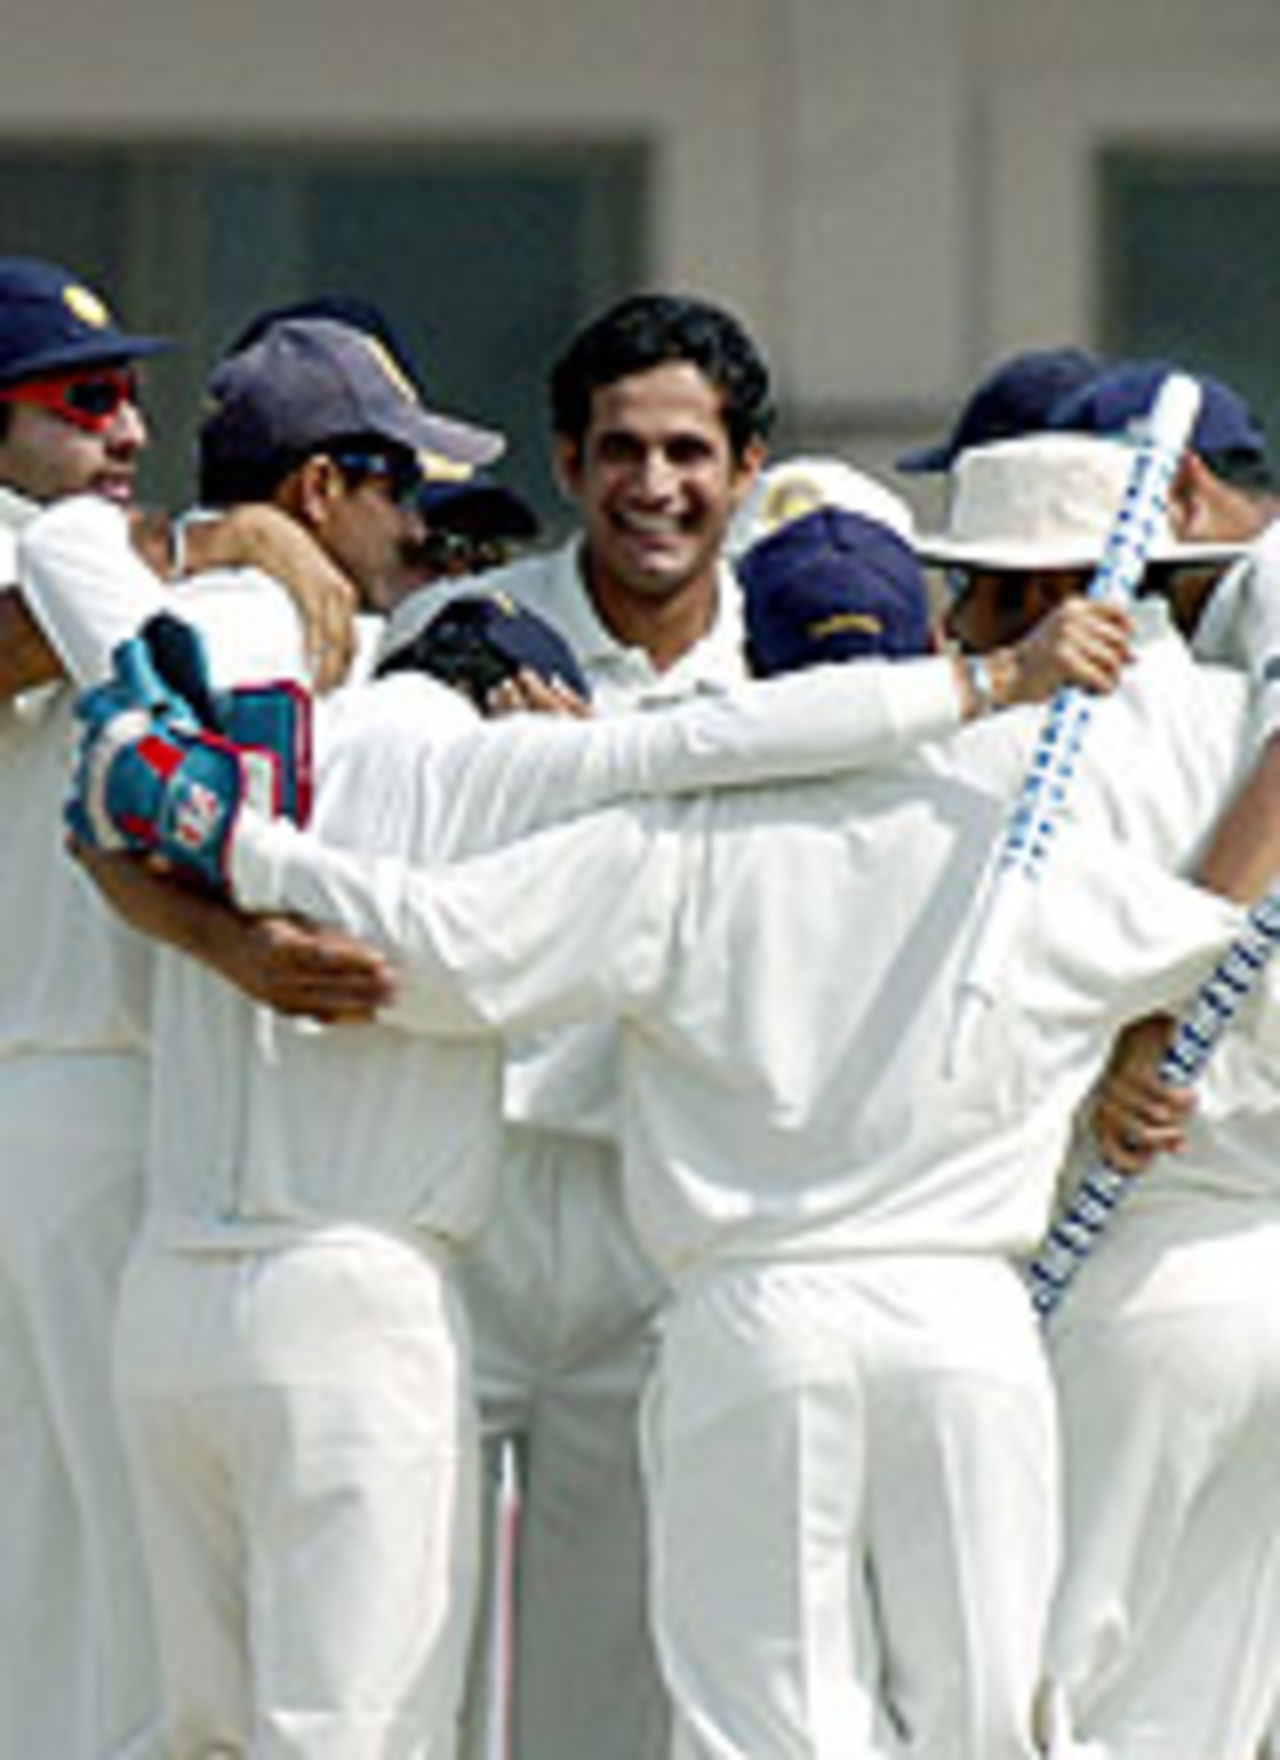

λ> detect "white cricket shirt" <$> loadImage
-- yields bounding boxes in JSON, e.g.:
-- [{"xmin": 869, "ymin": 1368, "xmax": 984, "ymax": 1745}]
[{"xmin": 226, "ymin": 611, "xmax": 1265, "ymax": 1274}]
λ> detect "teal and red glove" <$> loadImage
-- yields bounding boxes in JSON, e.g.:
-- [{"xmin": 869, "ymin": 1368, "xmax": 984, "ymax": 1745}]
[
  {"xmin": 133, "ymin": 611, "xmax": 313, "ymax": 824},
  {"xmin": 66, "ymin": 612, "xmax": 314, "ymax": 890},
  {"xmin": 67, "ymin": 705, "xmax": 254, "ymax": 892}
]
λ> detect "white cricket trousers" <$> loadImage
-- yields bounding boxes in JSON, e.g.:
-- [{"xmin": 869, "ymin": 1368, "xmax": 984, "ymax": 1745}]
[
  {"xmin": 0, "ymin": 1050, "xmax": 160, "ymax": 1760},
  {"xmin": 114, "ymin": 1225, "xmax": 479, "ymax": 1759},
  {"xmin": 1046, "ymin": 1197, "xmax": 1280, "ymax": 1760},
  {"xmin": 642, "ymin": 1255, "xmax": 1060, "ymax": 1760},
  {"xmin": 459, "ymin": 1128, "xmax": 669, "ymax": 1760}
]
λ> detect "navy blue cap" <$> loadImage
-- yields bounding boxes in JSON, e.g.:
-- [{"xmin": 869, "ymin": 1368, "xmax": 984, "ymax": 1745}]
[
  {"xmin": 740, "ymin": 506, "xmax": 933, "ymax": 677},
  {"xmin": 0, "ymin": 256, "xmax": 171, "ymax": 389},
  {"xmin": 897, "ymin": 346, "xmax": 1102, "ymax": 474},
  {"xmin": 225, "ymin": 294, "xmax": 418, "ymax": 382},
  {"xmin": 200, "ymin": 317, "xmax": 503, "ymax": 490},
  {"xmin": 376, "ymin": 589, "xmax": 590, "ymax": 702},
  {"xmin": 417, "ymin": 471, "xmax": 540, "ymax": 541},
  {"xmin": 1046, "ymin": 359, "xmax": 1272, "ymax": 483}
]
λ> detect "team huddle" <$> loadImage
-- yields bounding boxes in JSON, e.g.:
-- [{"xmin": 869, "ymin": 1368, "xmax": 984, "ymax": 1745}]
[{"xmin": 3, "ymin": 251, "xmax": 1280, "ymax": 1760}]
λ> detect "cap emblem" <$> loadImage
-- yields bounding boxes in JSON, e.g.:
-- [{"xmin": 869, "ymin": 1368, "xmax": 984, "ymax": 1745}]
[
  {"xmin": 63, "ymin": 283, "xmax": 111, "ymax": 329},
  {"xmin": 362, "ymin": 333, "xmax": 417, "ymax": 404}
]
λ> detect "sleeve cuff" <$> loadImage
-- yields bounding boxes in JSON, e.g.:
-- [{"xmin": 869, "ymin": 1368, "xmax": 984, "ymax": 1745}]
[{"xmin": 227, "ymin": 808, "xmax": 294, "ymax": 911}]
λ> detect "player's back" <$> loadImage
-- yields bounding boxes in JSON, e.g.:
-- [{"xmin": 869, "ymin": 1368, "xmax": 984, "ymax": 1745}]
[{"xmin": 617, "ymin": 623, "xmax": 1251, "ymax": 1277}]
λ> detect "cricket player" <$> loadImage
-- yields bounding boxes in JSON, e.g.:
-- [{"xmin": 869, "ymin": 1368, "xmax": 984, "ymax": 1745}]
[
  {"xmin": 13, "ymin": 305, "xmax": 502, "ymax": 1757},
  {"xmin": 384, "ymin": 300, "xmax": 983, "ymax": 1760},
  {"xmin": 1042, "ymin": 1013, "xmax": 1280, "ymax": 1760},
  {"xmin": 401, "ymin": 291, "xmax": 774, "ymax": 1760},
  {"xmin": 69, "ymin": 494, "xmax": 1259, "ymax": 1760},
  {"xmin": 0, "ymin": 254, "xmax": 191, "ymax": 1760},
  {"xmin": 377, "ymin": 291, "xmax": 821, "ymax": 1760},
  {"xmin": 0, "ymin": 262, "xmax": 363, "ymax": 1760},
  {"xmin": 1023, "ymin": 369, "xmax": 1280, "ymax": 1760},
  {"xmin": 919, "ymin": 403, "xmax": 1280, "ymax": 1758}
]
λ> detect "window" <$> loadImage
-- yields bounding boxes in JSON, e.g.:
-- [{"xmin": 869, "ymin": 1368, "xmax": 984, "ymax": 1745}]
[
  {"xmin": 0, "ymin": 140, "xmax": 648, "ymax": 519},
  {"xmin": 1099, "ymin": 147, "xmax": 1280, "ymax": 451}
]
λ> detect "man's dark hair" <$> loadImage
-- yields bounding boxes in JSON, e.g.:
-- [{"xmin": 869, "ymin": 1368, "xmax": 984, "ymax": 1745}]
[
  {"xmin": 198, "ymin": 443, "xmax": 298, "ymax": 508},
  {"xmin": 549, "ymin": 292, "xmax": 775, "ymax": 461},
  {"xmin": 198, "ymin": 428, "xmax": 404, "ymax": 509},
  {"xmin": 1200, "ymin": 446, "xmax": 1278, "ymax": 495}
]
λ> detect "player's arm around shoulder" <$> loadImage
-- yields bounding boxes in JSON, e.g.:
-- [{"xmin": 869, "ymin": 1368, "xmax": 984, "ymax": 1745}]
[
  {"xmin": 73, "ymin": 841, "xmax": 394, "ymax": 1024},
  {"xmin": 0, "ymin": 585, "xmax": 61, "ymax": 698},
  {"xmin": 177, "ymin": 502, "xmax": 359, "ymax": 692}
]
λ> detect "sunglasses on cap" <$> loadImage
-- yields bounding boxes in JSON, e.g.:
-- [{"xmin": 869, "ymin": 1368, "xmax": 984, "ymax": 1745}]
[
  {"xmin": 328, "ymin": 445, "xmax": 424, "ymax": 511},
  {"xmin": 0, "ymin": 366, "xmax": 141, "ymax": 433}
]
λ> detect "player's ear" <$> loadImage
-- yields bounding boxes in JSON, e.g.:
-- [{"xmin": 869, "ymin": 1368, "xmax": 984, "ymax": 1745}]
[
  {"xmin": 552, "ymin": 435, "xmax": 583, "ymax": 499},
  {"xmin": 285, "ymin": 454, "xmax": 345, "ymax": 532},
  {"xmin": 1166, "ymin": 453, "xmax": 1216, "ymax": 543},
  {"xmin": 730, "ymin": 438, "xmax": 767, "ymax": 507}
]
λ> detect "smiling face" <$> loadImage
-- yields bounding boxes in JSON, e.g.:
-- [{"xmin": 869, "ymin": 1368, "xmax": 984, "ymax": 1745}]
[{"xmin": 556, "ymin": 361, "xmax": 763, "ymax": 645}]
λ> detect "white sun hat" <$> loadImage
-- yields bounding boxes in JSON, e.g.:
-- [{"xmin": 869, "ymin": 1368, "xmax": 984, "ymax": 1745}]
[
  {"xmin": 918, "ymin": 432, "xmax": 1245, "ymax": 573},
  {"xmin": 729, "ymin": 453, "xmax": 916, "ymax": 558}
]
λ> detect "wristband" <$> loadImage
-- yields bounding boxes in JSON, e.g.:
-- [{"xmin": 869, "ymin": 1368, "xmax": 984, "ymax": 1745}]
[{"xmin": 963, "ymin": 651, "xmax": 998, "ymax": 717}]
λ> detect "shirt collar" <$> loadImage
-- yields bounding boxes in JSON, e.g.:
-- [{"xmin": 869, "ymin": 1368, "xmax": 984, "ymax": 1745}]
[{"xmin": 563, "ymin": 539, "xmax": 749, "ymax": 700}]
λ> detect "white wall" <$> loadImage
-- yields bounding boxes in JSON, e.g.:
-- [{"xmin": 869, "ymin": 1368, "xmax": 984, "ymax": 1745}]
[{"xmin": 3, "ymin": 0, "xmax": 1279, "ymax": 501}]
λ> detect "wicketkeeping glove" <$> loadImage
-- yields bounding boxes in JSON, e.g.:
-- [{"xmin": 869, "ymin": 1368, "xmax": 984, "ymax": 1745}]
[
  {"xmin": 137, "ymin": 609, "xmax": 227, "ymax": 728},
  {"xmin": 67, "ymin": 704, "xmax": 256, "ymax": 892},
  {"xmin": 66, "ymin": 611, "xmax": 315, "ymax": 889},
  {"xmin": 82, "ymin": 611, "xmax": 314, "ymax": 825},
  {"xmin": 139, "ymin": 611, "xmax": 313, "ymax": 823}
]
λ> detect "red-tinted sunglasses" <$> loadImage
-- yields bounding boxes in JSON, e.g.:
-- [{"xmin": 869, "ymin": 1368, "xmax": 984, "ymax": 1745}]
[{"xmin": 0, "ymin": 366, "xmax": 141, "ymax": 433}]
